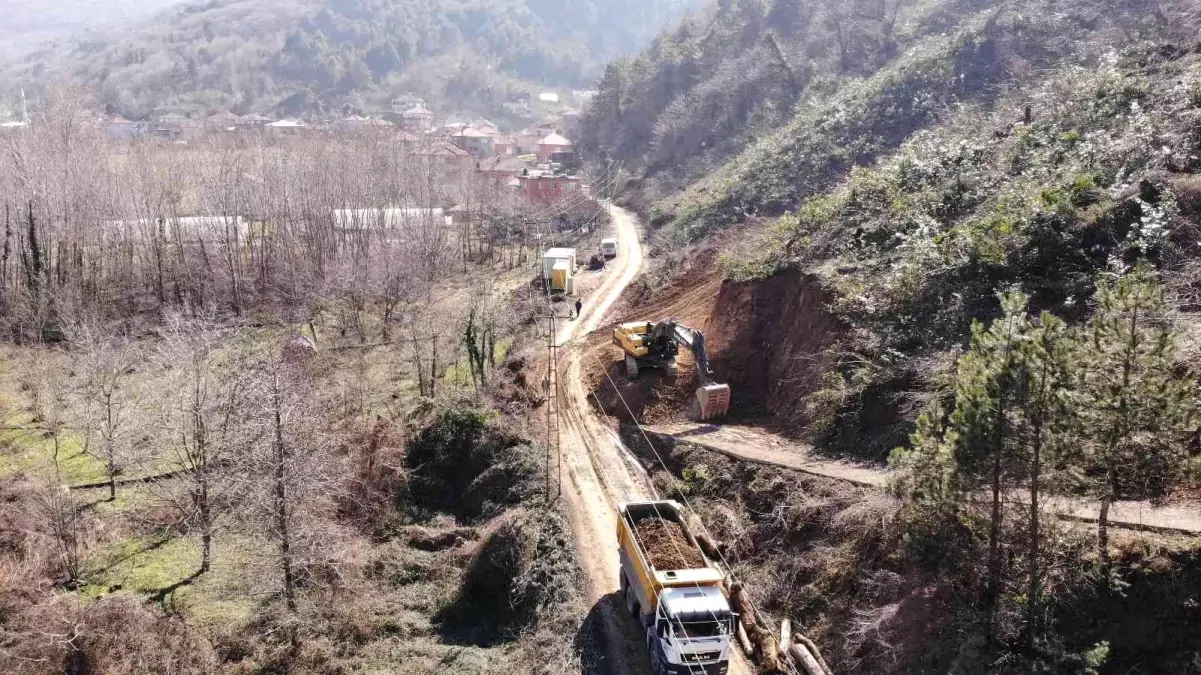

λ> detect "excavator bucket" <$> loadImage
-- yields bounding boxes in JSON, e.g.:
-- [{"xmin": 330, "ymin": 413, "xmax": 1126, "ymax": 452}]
[{"xmin": 696, "ymin": 384, "xmax": 731, "ymax": 420}]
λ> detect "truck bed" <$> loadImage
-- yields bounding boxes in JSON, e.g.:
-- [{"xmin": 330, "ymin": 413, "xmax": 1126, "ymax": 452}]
[{"xmin": 634, "ymin": 516, "xmax": 706, "ymax": 569}]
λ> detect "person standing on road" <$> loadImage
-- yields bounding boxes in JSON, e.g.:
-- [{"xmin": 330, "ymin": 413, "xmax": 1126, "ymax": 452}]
[{"xmin": 575, "ymin": 299, "xmax": 583, "ymax": 319}]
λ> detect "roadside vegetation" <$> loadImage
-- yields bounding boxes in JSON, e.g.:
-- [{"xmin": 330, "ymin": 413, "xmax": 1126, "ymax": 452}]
[
  {"xmin": 0, "ymin": 93, "xmax": 593, "ymax": 673},
  {"xmin": 626, "ymin": 424, "xmax": 1201, "ymax": 674}
]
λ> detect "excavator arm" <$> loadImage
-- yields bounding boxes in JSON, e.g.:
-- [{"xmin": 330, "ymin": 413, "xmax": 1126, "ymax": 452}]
[
  {"xmin": 669, "ymin": 323, "xmax": 716, "ymax": 386},
  {"xmin": 642, "ymin": 319, "xmax": 732, "ymax": 420}
]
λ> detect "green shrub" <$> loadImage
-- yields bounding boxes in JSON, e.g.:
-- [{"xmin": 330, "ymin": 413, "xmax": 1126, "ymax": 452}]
[{"xmin": 404, "ymin": 407, "xmax": 539, "ymax": 520}]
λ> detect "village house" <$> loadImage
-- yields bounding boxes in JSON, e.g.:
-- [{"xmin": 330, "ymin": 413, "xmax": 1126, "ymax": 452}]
[
  {"xmin": 537, "ymin": 132, "xmax": 573, "ymax": 162},
  {"xmin": 102, "ymin": 116, "xmax": 140, "ymax": 140},
  {"xmin": 476, "ymin": 155, "xmax": 528, "ymax": 188},
  {"xmin": 518, "ymin": 168, "xmax": 583, "ymax": 204},
  {"xmin": 411, "ymin": 139, "xmax": 473, "ymax": 195},
  {"xmin": 391, "ymin": 94, "xmax": 426, "ymax": 116},
  {"xmin": 205, "ymin": 110, "xmax": 241, "ymax": 130},
  {"xmin": 515, "ymin": 129, "xmax": 543, "ymax": 155},
  {"xmin": 473, "ymin": 120, "xmax": 501, "ymax": 136},
  {"xmin": 266, "ymin": 119, "xmax": 310, "ymax": 135},
  {"xmin": 401, "ymin": 104, "xmax": 435, "ymax": 133},
  {"xmin": 450, "ymin": 127, "xmax": 494, "ymax": 157},
  {"xmin": 395, "ymin": 130, "xmax": 421, "ymax": 146},
  {"xmin": 236, "ymin": 114, "xmax": 273, "ymax": 129},
  {"xmin": 492, "ymin": 134, "xmax": 517, "ymax": 155}
]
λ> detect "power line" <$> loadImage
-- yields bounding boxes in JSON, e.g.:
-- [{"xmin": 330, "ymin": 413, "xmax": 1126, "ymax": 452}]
[{"xmin": 590, "ymin": 334, "xmax": 801, "ymax": 674}]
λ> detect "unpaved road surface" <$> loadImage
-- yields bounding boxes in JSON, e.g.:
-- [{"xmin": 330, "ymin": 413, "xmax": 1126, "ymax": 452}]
[
  {"xmin": 646, "ymin": 422, "xmax": 1201, "ymax": 536},
  {"xmin": 556, "ymin": 206, "xmax": 755, "ymax": 675}
]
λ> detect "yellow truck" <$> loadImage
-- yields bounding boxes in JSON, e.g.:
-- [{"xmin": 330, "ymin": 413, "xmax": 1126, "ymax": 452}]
[{"xmin": 618, "ymin": 500, "xmax": 734, "ymax": 675}]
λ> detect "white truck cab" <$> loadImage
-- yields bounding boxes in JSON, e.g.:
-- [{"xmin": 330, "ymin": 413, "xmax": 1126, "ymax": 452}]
[
  {"xmin": 601, "ymin": 237, "xmax": 618, "ymax": 258},
  {"xmin": 649, "ymin": 587, "xmax": 734, "ymax": 675}
]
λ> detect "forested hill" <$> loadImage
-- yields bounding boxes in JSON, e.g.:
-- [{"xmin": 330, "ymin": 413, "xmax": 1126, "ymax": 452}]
[
  {"xmin": 2, "ymin": 0, "xmax": 700, "ymax": 119},
  {"xmin": 0, "ymin": 0, "xmax": 184, "ymax": 60},
  {"xmin": 582, "ymin": 0, "xmax": 1201, "ymax": 237},
  {"xmin": 581, "ymin": 0, "xmax": 1201, "ymax": 458}
]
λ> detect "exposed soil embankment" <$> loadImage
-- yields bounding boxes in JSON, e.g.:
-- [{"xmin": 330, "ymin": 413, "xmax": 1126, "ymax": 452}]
[
  {"xmin": 705, "ymin": 271, "xmax": 844, "ymax": 433},
  {"xmin": 590, "ymin": 248, "xmax": 844, "ymax": 434}
]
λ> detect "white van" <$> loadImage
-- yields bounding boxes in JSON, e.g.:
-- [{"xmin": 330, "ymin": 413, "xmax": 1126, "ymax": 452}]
[{"xmin": 601, "ymin": 237, "xmax": 618, "ymax": 258}]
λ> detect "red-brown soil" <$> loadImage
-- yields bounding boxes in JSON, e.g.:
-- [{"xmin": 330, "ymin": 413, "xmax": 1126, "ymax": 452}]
[{"xmin": 587, "ymin": 231, "xmax": 845, "ymax": 435}]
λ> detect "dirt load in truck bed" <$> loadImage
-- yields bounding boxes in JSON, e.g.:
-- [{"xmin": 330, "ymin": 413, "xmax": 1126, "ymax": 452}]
[{"xmin": 634, "ymin": 516, "xmax": 706, "ymax": 570}]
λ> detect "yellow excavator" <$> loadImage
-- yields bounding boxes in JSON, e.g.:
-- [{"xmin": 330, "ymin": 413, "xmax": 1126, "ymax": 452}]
[{"xmin": 613, "ymin": 319, "xmax": 732, "ymax": 420}]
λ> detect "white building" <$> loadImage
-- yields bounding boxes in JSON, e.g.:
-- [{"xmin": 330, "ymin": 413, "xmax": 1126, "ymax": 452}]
[{"xmin": 332, "ymin": 208, "xmax": 452, "ymax": 232}]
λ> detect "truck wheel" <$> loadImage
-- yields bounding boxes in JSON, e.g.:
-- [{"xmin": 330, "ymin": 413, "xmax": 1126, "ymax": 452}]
[
  {"xmin": 650, "ymin": 649, "xmax": 664, "ymax": 675},
  {"xmin": 625, "ymin": 587, "xmax": 638, "ymax": 618}
]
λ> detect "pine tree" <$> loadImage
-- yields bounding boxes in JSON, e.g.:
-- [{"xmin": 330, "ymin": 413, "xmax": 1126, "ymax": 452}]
[
  {"xmin": 948, "ymin": 293, "xmax": 1029, "ymax": 636},
  {"xmin": 1078, "ymin": 264, "xmax": 1195, "ymax": 583},
  {"xmin": 895, "ymin": 293, "xmax": 1034, "ymax": 640},
  {"xmin": 1017, "ymin": 312, "xmax": 1075, "ymax": 654},
  {"xmin": 891, "ymin": 398, "xmax": 958, "ymax": 508}
]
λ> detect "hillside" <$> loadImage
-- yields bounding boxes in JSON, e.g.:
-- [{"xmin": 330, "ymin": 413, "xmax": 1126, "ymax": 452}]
[
  {"xmin": 581, "ymin": 0, "xmax": 1201, "ymax": 671},
  {"xmin": 2, "ymin": 0, "xmax": 700, "ymax": 119},
  {"xmin": 584, "ymin": 0, "xmax": 1201, "ymax": 451},
  {"xmin": 0, "ymin": 0, "xmax": 185, "ymax": 60}
]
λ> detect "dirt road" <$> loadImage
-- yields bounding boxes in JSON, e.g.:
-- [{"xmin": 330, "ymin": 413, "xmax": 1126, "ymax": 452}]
[
  {"xmin": 645, "ymin": 422, "xmax": 1201, "ymax": 536},
  {"xmin": 556, "ymin": 206, "xmax": 755, "ymax": 675}
]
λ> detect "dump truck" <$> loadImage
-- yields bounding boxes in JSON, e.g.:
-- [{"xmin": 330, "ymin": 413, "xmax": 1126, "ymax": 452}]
[
  {"xmin": 613, "ymin": 319, "xmax": 732, "ymax": 420},
  {"xmin": 618, "ymin": 500, "xmax": 734, "ymax": 675}
]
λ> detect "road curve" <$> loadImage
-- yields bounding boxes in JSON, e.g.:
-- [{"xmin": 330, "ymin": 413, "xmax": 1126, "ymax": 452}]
[{"xmin": 556, "ymin": 205, "xmax": 755, "ymax": 675}]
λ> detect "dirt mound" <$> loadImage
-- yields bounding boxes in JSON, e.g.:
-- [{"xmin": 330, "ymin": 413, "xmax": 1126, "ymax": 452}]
[
  {"xmin": 584, "ymin": 339, "xmax": 696, "ymax": 425},
  {"xmin": 634, "ymin": 517, "xmax": 705, "ymax": 570}
]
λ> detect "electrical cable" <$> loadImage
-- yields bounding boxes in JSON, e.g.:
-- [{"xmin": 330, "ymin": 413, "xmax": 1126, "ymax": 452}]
[{"xmin": 591, "ymin": 328, "xmax": 801, "ymax": 674}]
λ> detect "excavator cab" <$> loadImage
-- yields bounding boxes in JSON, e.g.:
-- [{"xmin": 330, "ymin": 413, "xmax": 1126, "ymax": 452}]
[{"xmin": 613, "ymin": 320, "xmax": 731, "ymax": 420}]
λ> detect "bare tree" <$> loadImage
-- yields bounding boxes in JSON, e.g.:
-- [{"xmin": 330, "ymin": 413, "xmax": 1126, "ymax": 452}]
[
  {"xmin": 19, "ymin": 348, "xmax": 71, "ymax": 481},
  {"xmin": 27, "ymin": 484, "xmax": 89, "ymax": 587},
  {"xmin": 244, "ymin": 350, "xmax": 340, "ymax": 611},
  {"xmin": 71, "ymin": 322, "xmax": 140, "ymax": 500},
  {"xmin": 148, "ymin": 315, "xmax": 246, "ymax": 575}
]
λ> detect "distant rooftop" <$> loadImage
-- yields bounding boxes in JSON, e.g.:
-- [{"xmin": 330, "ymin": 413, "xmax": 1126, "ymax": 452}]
[{"xmin": 540, "ymin": 133, "xmax": 572, "ymax": 146}]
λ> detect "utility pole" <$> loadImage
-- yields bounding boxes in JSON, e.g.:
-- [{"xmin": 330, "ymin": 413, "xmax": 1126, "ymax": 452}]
[
  {"xmin": 607, "ymin": 160, "xmax": 614, "ymax": 217},
  {"xmin": 545, "ymin": 310, "xmax": 561, "ymax": 501}
]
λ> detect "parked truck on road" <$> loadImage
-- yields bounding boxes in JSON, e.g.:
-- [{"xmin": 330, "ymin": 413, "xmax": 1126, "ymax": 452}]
[{"xmin": 618, "ymin": 500, "xmax": 734, "ymax": 675}]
